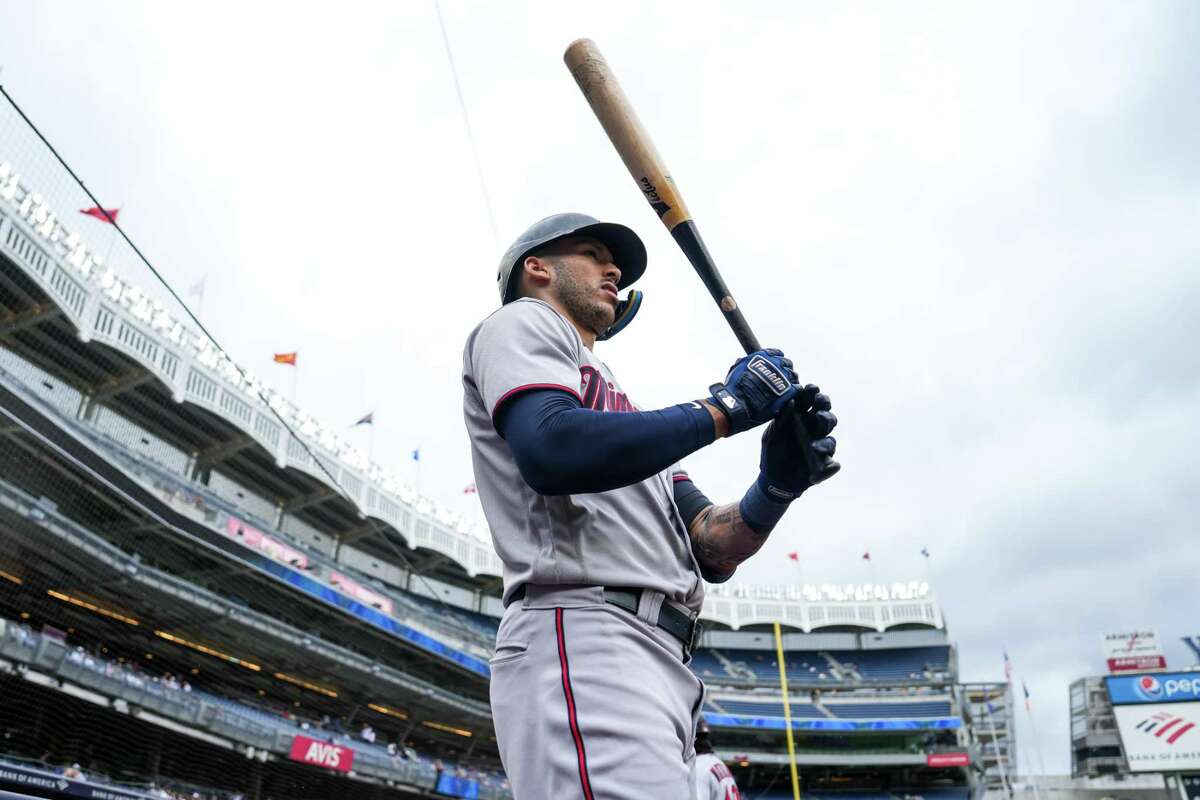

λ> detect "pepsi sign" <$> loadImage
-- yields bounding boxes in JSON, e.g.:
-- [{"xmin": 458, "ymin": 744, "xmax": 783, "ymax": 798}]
[{"xmin": 1107, "ymin": 672, "xmax": 1200, "ymax": 705}]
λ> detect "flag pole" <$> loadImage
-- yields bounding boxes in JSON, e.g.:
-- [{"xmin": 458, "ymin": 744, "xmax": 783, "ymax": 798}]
[
  {"xmin": 773, "ymin": 622, "xmax": 801, "ymax": 800},
  {"xmin": 1022, "ymin": 682, "xmax": 1045, "ymax": 800}
]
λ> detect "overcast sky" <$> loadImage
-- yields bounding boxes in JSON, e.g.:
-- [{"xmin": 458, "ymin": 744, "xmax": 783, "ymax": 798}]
[{"xmin": 2, "ymin": 0, "xmax": 1198, "ymax": 776}]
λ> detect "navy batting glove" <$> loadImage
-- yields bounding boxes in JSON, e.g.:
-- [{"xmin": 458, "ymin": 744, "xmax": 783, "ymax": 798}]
[
  {"xmin": 760, "ymin": 388, "xmax": 839, "ymax": 500},
  {"xmin": 707, "ymin": 349, "xmax": 799, "ymax": 434},
  {"xmin": 739, "ymin": 390, "xmax": 839, "ymax": 533}
]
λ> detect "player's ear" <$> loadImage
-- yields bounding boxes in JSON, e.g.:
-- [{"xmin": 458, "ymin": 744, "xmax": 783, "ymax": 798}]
[{"xmin": 522, "ymin": 255, "xmax": 554, "ymax": 293}]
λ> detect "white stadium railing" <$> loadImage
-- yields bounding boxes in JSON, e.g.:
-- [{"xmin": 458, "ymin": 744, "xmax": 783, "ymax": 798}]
[
  {"xmin": 0, "ymin": 160, "xmax": 503, "ymax": 579},
  {"xmin": 701, "ymin": 582, "xmax": 943, "ymax": 632}
]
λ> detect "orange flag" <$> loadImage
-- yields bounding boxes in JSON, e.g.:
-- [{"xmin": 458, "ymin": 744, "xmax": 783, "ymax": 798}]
[{"xmin": 273, "ymin": 352, "xmax": 297, "ymax": 365}]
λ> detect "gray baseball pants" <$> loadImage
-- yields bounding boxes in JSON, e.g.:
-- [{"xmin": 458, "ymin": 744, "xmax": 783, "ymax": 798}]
[{"xmin": 489, "ymin": 584, "xmax": 706, "ymax": 800}]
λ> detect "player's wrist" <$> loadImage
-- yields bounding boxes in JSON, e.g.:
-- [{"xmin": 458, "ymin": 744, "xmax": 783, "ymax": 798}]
[
  {"xmin": 739, "ymin": 474, "xmax": 793, "ymax": 534},
  {"xmin": 699, "ymin": 399, "xmax": 731, "ymax": 438}
]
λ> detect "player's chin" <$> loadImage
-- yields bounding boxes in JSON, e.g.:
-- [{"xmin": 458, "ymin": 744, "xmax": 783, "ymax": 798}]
[{"xmin": 589, "ymin": 304, "xmax": 617, "ymax": 333}]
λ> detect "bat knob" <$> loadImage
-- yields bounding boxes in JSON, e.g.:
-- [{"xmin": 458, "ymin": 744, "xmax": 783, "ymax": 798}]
[{"xmin": 810, "ymin": 458, "xmax": 841, "ymax": 485}]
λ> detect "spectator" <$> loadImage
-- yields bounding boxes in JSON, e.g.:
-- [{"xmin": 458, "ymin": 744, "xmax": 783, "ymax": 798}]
[
  {"xmin": 360, "ymin": 723, "xmax": 376, "ymax": 743},
  {"xmin": 63, "ymin": 764, "xmax": 85, "ymax": 780}
]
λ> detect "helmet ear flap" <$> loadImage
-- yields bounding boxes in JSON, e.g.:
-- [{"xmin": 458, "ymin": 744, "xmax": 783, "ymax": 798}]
[{"xmin": 596, "ymin": 289, "xmax": 643, "ymax": 341}]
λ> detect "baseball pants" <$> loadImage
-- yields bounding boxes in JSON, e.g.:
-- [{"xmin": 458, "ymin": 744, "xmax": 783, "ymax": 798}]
[{"xmin": 490, "ymin": 584, "xmax": 706, "ymax": 800}]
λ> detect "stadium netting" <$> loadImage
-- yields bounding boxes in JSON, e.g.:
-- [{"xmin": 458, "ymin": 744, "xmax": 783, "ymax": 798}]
[{"xmin": 0, "ymin": 85, "xmax": 511, "ymax": 800}]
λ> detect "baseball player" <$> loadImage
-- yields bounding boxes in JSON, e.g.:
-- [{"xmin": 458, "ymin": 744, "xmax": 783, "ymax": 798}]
[
  {"xmin": 692, "ymin": 721, "xmax": 740, "ymax": 800},
  {"xmin": 462, "ymin": 213, "xmax": 837, "ymax": 799}
]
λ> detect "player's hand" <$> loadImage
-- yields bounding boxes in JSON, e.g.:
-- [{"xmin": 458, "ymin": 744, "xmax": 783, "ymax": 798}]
[
  {"xmin": 758, "ymin": 386, "xmax": 839, "ymax": 500},
  {"xmin": 706, "ymin": 349, "xmax": 799, "ymax": 434}
]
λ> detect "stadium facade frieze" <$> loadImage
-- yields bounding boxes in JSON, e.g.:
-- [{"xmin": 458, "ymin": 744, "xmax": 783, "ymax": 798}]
[{"xmin": 0, "ymin": 168, "xmax": 501, "ymax": 580}]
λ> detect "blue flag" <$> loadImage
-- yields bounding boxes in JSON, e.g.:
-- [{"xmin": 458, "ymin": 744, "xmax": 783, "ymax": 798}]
[{"xmin": 412, "ymin": 449, "xmax": 420, "ymax": 462}]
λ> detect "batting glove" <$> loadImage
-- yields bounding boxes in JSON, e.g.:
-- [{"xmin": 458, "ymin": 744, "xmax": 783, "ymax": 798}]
[{"xmin": 707, "ymin": 349, "xmax": 799, "ymax": 434}]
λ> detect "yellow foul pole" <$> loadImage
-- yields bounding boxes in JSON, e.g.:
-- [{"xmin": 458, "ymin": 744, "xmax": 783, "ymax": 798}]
[{"xmin": 773, "ymin": 621, "xmax": 801, "ymax": 800}]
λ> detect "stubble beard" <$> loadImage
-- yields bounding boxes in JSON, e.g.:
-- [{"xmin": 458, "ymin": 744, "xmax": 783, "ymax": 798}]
[{"xmin": 551, "ymin": 263, "xmax": 616, "ymax": 335}]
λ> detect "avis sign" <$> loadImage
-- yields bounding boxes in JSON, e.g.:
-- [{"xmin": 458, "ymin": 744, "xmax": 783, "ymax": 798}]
[
  {"xmin": 926, "ymin": 753, "xmax": 970, "ymax": 768},
  {"xmin": 288, "ymin": 734, "xmax": 354, "ymax": 773},
  {"xmin": 1103, "ymin": 631, "xmax": 1167, "ymax": 673}
]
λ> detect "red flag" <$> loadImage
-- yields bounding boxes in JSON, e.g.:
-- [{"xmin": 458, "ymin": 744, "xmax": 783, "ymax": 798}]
[
  {"xmin": 80, "ymin": 206, "xmax": 120, "ymax": 224},
  {"xmin": 788, "ymin": 552, "xmax": 799, "ymax": 561},
  {"xmin": 862, "ymin": 551, "xmax": 871, "ymax": 561},
  {"xmin": 273, "ymin": 352, "xmax": 297, "ymax": 365}
]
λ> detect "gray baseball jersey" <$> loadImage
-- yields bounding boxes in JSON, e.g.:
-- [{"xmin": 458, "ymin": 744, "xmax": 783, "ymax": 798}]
[
  {"xmin": 462, "ymin": 298, "xmax": 705, "ymax": 613},
  {"xmin": 692, "ymin": 753, "xmax": 740, "ymax": 800}
]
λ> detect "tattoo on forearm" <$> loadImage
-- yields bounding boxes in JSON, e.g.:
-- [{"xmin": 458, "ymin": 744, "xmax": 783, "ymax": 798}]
[{"xmin": 689, "ymin": 502, "xmax": 770, "ymax": 577}]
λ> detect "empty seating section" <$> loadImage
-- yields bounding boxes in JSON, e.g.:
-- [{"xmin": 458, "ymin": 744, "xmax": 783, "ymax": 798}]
[
  {"xmin": 687, "ymin": 649, "xmax": 728, "ymax": 679},
  {"xmin": 721, "ymin": 649, "xmax": 833, "ymax": 682},
  {"xmin": 716, "ymin": 699, "xmax": 825, "ymax": 718},
  {"xmin": 822, "ymin": 702, "xmax": 952, "ymax": 718},
  {"xmin": 693, "ymin": 646, "xmax": 952, "ymax": 685},
  {"xmin": 712, "ymin": 697, "xmax": 951, "ymax": 719},
  {"xmin": 839, "ymin": 646, "xmax": 950, "ymax": 681}
]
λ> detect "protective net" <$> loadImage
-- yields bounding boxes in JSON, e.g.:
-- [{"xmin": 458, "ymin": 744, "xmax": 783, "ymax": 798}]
[{"xmin": 0, "ymin": 87, "xmax": 509, "ymax": 800}]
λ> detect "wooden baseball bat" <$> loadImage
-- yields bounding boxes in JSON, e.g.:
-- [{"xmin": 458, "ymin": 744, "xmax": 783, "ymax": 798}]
[
  {"xmin": 564, "ymin": 38, "xmax": 839, "ymax": 482},
  {"xmin": 564, "ymin": 37, "xmax": 760, "ymax": 354}
]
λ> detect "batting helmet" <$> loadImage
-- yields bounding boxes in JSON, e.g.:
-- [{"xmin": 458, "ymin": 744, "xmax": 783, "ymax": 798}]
[{"xmin": 496, "ymin": 213, "xmax": 647, "ymax": 305}]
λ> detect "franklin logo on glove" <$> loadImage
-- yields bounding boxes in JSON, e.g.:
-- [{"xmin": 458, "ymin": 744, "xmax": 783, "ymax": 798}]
[{"xmin": 747, "ymin": 355, "xmax": 790, "ymax": 396}]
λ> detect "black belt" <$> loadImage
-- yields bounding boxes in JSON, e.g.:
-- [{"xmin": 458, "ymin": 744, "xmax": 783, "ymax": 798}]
[{"xmin": 509, "ymin": 584, "xmax": 702, "ymax": 654}]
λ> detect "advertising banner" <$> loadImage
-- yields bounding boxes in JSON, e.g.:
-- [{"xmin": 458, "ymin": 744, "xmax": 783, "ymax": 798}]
[
  {"xmin": 0, "ymin": 762, "xmax": 149, "ymax": 799},
  {"xmin": 330, "ymin": 571, "xmax": 394, "ymax": 615},
  {"xmin": 225, "ymin": 517, "xmax": 309, "ymax": 570},
  {"xmin": 926, "ymin": 753, "xmax": 970, "ymax": 767},
  {"xmin": 287, "ymin": 734, "xmax": 355, "ymax": 773},
  {"xmin": 435, "ymin": 773, "xmax": 481, "ymax": 798},
  {"xmin": 1112, "ymin": 703, "xmax": 1200, "ymax": 773},
  {"xmin": 1104, "ymin": 631, "xmax": 1167, "ymax": 673},
  {"xmin": 1106, "ymin": 673, "xmax": 1200, "ymax": 706}
]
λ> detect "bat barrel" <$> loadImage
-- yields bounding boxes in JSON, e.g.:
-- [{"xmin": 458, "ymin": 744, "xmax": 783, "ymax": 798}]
[{"xmin": 564, "ymin": 39, "xmax": 692, "ymax": 231}]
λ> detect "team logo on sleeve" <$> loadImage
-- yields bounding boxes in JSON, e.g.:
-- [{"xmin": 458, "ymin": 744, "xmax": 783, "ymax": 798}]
[{"xmin": 580, "ymin": 365, "xmax": 633, "ymax": 412}]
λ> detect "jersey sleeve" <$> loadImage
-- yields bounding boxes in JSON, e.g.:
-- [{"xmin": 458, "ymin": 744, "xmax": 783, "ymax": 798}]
[{"xmin": 468, "ymin": 300, "xmax": 583, "ymax": 421}]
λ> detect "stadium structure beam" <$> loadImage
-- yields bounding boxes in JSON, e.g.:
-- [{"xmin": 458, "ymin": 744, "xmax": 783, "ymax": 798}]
[
  {"xmin": 87, "ymin": 367, "xmax": 155, "ymax": 404},
  {"xmin": 192, "ymin": 434, "xmax": 257, "ymax": 470},
  {"xmin": 101, "ymin": 396, "xmax": 203, "ymax": 454},
  {"xmin": 335, "ymin": 520, "xmax": 388, "ymax": 548},
  {"xmin": 0, "ymin": 304, "xmax": 63, "ymax": 338},
  {"xmin": 407, "ymin": 551, "xmax": 449, "ymax": 576},
  {"xmin": 279, "ymin": 486, "xmax": 339, "ymax": 514},
  {"xmin": 0, "ymin": 263, "xmax": 41, "ymax": 308}
]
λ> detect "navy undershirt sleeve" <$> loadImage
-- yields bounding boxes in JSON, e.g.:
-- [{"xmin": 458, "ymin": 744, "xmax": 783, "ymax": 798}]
[
  {"xmin": 495, "ymin": 388, "xmax": 716, "ymax": 496},
  {"xmin": 671, "ymin": 477, "xmax": 712, "ymax": 530}
]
